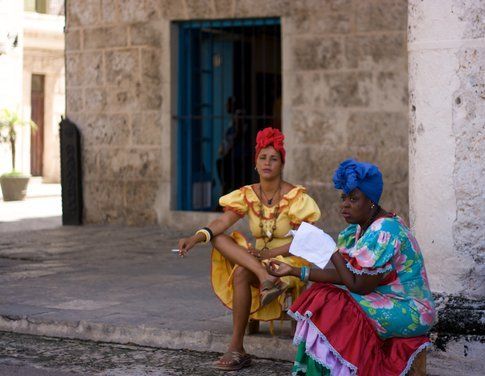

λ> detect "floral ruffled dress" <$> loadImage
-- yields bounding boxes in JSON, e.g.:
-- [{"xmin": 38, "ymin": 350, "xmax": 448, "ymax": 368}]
[
  {"xmin": 211, "ymin": 185, "xmax": 321, "ymax": 321},
  {"xmin": 289, "ymin": 215, "xmax": 436, "ymax": 375},
  {"xmin": 339, "ymin": 216, "xmax": 436, "ymax": 338}
]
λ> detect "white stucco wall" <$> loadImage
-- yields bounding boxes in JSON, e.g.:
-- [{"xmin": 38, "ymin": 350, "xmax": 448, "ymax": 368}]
[
  {"xmin": 22, "ymin": 11, "xmax": 64, "ymax": 182},
  {"xmin": 0, "ymin": 7, "xmax": 64, "ymax": 179},
  {"xmin": 0, "ymin": 1, "xmax": 23, "ymax": 109},
  {"xmin": 0, "ymin": 0, "xmax": 24, "ymax": 174},
  {"xmin": 408, "ymin": 0, "xmax": 484, "ymax": 297}
]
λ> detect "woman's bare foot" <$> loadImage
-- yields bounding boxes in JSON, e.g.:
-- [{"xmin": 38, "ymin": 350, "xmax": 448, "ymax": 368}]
[{"xmin": 260, "ymin": 279, "xmax": 289, "ymax": 307}]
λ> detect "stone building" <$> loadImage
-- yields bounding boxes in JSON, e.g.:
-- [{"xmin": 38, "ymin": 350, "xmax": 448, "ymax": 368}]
[
  {"xmin": 64, "ymin": 0, "xmax": 483, "ymax": 369},
  {"xmin": 0, "ymin": 0, "xmax": 65, "ymax": 182},
  {"xmin": 66, "ymin": 0, "xmax": 410, "ymax": 232}
]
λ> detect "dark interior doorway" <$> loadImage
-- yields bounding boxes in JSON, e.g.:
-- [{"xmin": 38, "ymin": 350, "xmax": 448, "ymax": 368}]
[
  {"xmin": 176, "ymin": 19, "xmax": 282, "ymax": 211},
  {"xmin": 30, "ymin": 74, "xmax": 45, "ymax": 177}
]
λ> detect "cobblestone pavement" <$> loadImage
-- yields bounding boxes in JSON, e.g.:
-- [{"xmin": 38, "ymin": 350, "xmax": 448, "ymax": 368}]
[{"xmin": 0, "ymin": 331, "xmax": 292, "ymax": 375}]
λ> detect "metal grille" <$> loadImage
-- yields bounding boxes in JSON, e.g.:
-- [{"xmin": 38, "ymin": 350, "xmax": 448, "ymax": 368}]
[{"xmin": 175, "ymin": 18, "xmax": 282, "ymax": 211}]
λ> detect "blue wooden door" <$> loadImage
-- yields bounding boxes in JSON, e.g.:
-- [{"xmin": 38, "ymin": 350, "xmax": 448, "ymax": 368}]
[
  {"xmin": 177, "ymin": 28, "xmax": 233, "ymax": 211},
  {"xmin": 201, "ymin": 37, "xmax": 234, "ymax": 209}
]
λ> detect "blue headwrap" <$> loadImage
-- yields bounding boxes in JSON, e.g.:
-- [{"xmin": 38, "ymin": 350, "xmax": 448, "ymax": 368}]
[{"xmin": 332, "ymin": 159, "xmax": 383, "ymax": 204}]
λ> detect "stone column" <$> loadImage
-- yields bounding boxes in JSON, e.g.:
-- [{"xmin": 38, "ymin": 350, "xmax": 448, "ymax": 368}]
[
  {"xmin": 408, "ymin": 0, "xmax": 484, "ymax": 296},
  {"xmin": 408, "ymin": 0, "xmax": 483, "ymax": 370}
]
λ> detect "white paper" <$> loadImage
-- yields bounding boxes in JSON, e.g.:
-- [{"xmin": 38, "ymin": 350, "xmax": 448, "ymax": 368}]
[{"xmin": 288, "ymin": 222, "xmax": 337, "ymax": 269}]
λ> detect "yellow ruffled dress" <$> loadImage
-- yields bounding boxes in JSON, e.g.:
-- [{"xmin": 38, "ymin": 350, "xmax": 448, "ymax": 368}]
[{"xmin": 211, "ymin": 185, "xmax": 321, "ymax": 321}]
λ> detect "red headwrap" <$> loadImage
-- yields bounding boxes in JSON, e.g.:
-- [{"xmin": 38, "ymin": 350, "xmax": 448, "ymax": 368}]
[{"xmin": 255, "ymin": 127, "xmax": 286, "ymax": 163}]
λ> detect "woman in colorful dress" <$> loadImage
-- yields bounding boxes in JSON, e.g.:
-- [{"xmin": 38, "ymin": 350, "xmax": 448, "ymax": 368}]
[
  {"xmin": 268, "ymin": 159, "xmax": 436, "ymax": 375},
  {"xmin": 177, "ymin": 127, "xmax": 321, "ymax": 371}
]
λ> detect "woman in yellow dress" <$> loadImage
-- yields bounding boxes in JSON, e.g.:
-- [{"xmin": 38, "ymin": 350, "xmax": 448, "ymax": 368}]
[{"xmin": 177, "ymin": 127, "xmax": 321, "ymax": 371}]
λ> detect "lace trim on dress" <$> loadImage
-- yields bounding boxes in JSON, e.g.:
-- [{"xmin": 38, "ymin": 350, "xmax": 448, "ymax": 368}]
[
  {"xmin": 345, "ymin": 261, "xmax": 394, "ymax": 275},
  {"xmin": 288, "ymin": 310, "xmax": 358, "ymax": 375},
  {"xmin": 400, "ymin": 342, "xmax": 432, "ymax": 376}
]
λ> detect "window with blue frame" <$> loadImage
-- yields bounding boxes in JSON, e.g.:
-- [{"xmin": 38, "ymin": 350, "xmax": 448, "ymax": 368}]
[{"xmin": 175, "ymin": 18, "xmax": 282, "ymax": 211}]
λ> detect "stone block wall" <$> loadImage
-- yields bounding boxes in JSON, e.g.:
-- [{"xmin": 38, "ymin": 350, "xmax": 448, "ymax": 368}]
[
  {"xmin": 65, "ymin": 0, "xmax": 164, "ymax": 224},
  {"xmin": 65, "ymin": 0, "xmax": 409, "ymax": 232},
  {"xmin": 283, "ymin": 0, "xmax": 409, "ymax": 234}
]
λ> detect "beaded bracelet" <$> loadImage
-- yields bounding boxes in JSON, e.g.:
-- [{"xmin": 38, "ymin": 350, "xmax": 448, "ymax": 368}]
[
  {"xmin": 300, "ymin": 266, "xmax": 310, "ymax": 282},
  {"xmin": 304, "ymin": 267, "xmax": 310, "ymax": 282}
]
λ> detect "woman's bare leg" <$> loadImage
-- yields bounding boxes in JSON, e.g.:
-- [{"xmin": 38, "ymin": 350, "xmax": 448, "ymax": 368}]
[
  {"xmin": 212, "ymin": 234, "xmax": 272, "ymax": 283},
  {"xmin": 218, "ymin": 267, "xmax": 258, "ymax": 365},
  {"xmin": 229, "ymin": 267, "xmax": 258, "ymax": 351}
]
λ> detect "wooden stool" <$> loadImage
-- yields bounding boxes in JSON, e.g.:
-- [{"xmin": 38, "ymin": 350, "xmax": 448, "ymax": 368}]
[
  {"xmin": 408, "ymin": 350, "xmax": 427, "ymax": 376},
  {"xmin": 246, "ymin": 316, "xmax": 296, "ymax": 336},
  {"xmin": 246, "ymin": 318, "xmax": 260, "ymax": 335}
]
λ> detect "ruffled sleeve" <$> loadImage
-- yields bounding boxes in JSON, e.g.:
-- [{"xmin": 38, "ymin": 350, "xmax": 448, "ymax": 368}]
[
  {"xmin": 219, "ymin": 188, "xmax": 248, "ymax": 217},
  {"xmin": 344, "ymin": 218, "xmax": 401, "ymax": 275},
  {"xmin": 287, "ymin": 190, "xmax": 321, "ymax": 227}
]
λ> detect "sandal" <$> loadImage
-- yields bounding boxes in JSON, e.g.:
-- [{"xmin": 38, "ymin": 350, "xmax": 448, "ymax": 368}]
[
  {"xmin": 260, "ymin": 279, "xmax": 289, "ymax": 307},
  {"xmin": 213, "ymin": 351, "xmax": 251, "ymax": 371}
]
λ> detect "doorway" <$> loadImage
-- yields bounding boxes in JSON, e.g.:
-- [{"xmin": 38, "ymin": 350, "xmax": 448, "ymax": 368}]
[
  {"xmin": 176, "ymin": 19, "xmax": 282, "ymax": 211},
  {"xmin": 30, "ymin": 74, "xmax": 45, "ymax": 177}
]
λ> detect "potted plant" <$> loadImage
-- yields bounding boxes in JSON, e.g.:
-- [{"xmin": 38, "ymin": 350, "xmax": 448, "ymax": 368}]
[{"xmin": 0, "ymin": 108, "xmax": 37, "ymax": 201}]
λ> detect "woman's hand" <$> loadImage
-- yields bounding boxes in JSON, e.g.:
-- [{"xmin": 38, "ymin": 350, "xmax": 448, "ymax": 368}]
[
  {"xmin": 178, "ymin": 233, "xmax": 205, "ymax": 258},
  {"xmin": 266, "ymin": 259, "xmax": 296, "ymax": 277},
  {"xmin": 246, "ymin": 243, "xmax": 260, "ymax": 259},
  {"xmin": 246, "ymin": 244, "xmax": 273, "ymax": 260}
]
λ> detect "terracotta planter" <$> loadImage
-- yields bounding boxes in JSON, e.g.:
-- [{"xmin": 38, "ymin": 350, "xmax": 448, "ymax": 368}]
[{"xmin": 0, "ymin": 176, "xmax": 30, "ymax": 201}]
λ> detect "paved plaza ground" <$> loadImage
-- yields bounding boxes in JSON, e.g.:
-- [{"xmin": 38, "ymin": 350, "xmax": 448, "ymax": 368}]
[
  {"xmin": 0, "ymin": 181, "xmax": 62, "ymax": 233},
  {"xmin": 0, "ymin": 222, "xmax": 296, "ymax": 360},
  {"xmin": 0, "ymin": 183, "xmax": 295, "ymax": 363}
]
